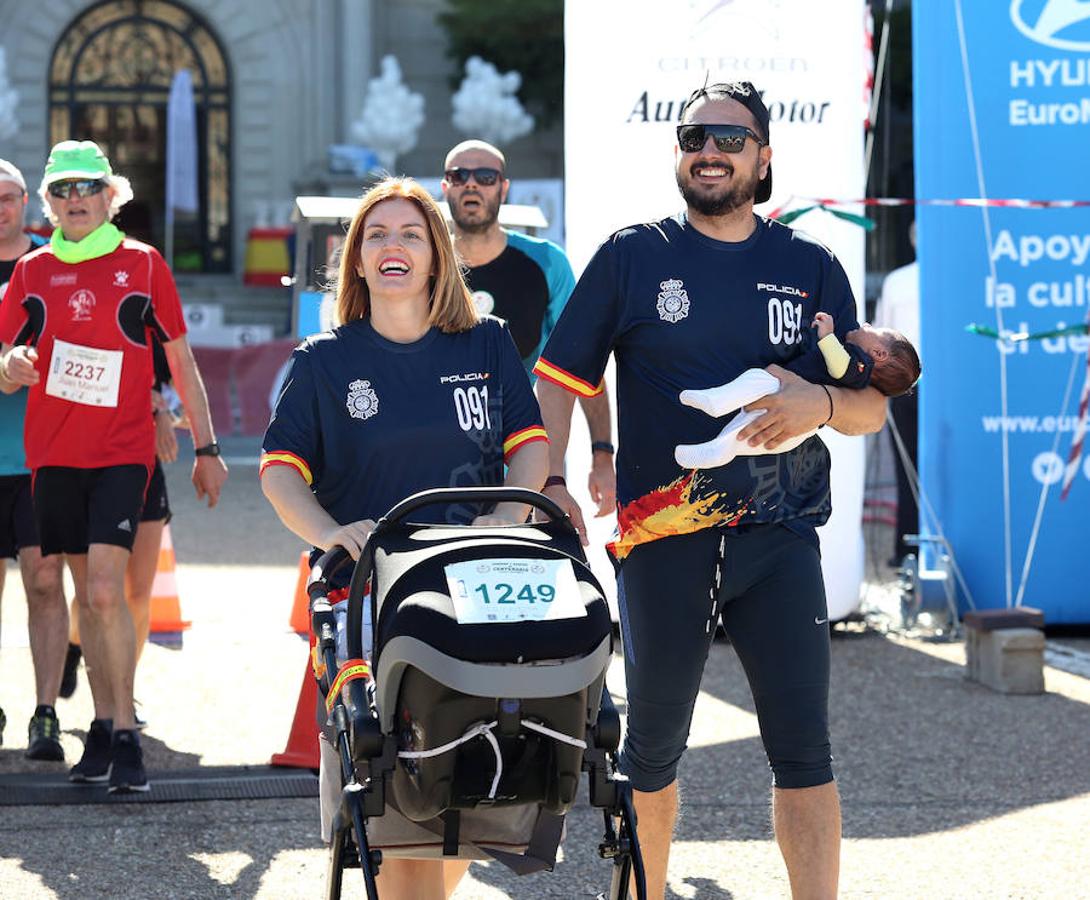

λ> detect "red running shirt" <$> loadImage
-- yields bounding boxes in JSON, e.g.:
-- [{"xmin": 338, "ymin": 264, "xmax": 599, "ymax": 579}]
[{"xmin": 0, "ymin": 239, "xmax": 187, "ymax": 470}]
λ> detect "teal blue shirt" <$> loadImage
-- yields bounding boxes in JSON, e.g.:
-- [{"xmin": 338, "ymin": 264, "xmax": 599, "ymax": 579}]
[
  {"xmin": 463, "ymin": 230, "xmax": 577, "ymax": 377},
  {"xmin": 0, "ymin": 392, "xmax": 28, "ymax": 475},
  {"xmin": 0, "ymin": 234, "xmax": 46, "ymax": 476}
]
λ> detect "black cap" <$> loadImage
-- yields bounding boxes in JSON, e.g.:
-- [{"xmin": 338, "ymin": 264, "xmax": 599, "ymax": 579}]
[{"xmin": 681, "ymin": 80, "xmax": 772, "ymax": 203}]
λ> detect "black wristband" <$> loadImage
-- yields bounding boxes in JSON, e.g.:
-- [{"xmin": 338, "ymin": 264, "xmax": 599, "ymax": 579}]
[
  {"xmin": 820, "ymin": 384, "xmax": 834, "ymax": 426},
  {"xmin": 591, "ymin": 441, "xmax": 615, "ymax": 455},
  {"xmin": 194, "ymin": 441, "xmax": 221, "ymax": 457},
  {"xmin": 543, "ymin": 475, "xmax": 566, "ymax": 489}
]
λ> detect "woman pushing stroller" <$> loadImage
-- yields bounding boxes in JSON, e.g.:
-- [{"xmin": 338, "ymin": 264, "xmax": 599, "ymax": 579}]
[{"xmin": 260, "ymin": 177, "xmax": 549, "ymax": 898}]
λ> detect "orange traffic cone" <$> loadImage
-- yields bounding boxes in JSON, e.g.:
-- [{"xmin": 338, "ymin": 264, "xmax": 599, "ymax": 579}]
[
  {"xmin": 289, "ymin": 551, "xmax": 311, "ymax": 635},
  {"xmin": 148, "ymin": 525, "xmax": 191, "ymax": 648},
  {"xmin": 270, "ymin": 650, "xmax": 320, "ymax": 769}
]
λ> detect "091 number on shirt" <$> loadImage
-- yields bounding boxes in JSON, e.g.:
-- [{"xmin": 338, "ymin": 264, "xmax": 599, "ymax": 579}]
[
  {"xmin": 767, "ymin": 297, "xmax": 804, "ymax": 346},
  {"xmin": 453, "ymin": 386, "xmax": 491, "ymax": 432}
]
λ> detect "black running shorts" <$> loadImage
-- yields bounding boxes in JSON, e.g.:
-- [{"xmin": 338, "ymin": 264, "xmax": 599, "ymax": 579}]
[
  {"xmin": 32, "ymin": 465, "xmax": 151, "ymax": 555},
  {"xmin": 0, "ymin": 474, "xmax": 39, "ymax": 559},
  {"xmin": 616, "ymin": 523, "xmax": 833, "ymax": 792},
  {"xmin": 140, "ymin": 460, "xmax": 171, "ymax": 524}
]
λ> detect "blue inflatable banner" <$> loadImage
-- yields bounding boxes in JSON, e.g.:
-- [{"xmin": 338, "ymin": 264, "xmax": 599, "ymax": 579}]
[{"xmin": 913, "ymin": 1, "xmax": 1090, "ymax": 622}]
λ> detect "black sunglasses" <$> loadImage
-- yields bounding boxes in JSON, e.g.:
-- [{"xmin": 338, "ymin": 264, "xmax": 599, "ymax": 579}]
[
  {"xmin": 444, "ymin": 167, "xmax": 503, "ymax": 187},
  {"xmin": 48, "ymin": 179, "xmax": 107, "ymax": 199},
  {"xmin": 676, "ymin": 123, "xmax": 765, "ymax": 154}
]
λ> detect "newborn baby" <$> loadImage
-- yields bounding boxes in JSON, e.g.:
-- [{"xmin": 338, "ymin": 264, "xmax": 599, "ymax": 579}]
[{"xmin": 675, "ymin": 312, "xmax": 920, "ymax": 469}]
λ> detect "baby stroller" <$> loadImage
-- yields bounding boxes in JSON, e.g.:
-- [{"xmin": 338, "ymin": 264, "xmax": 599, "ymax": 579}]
[{"xmin": 308, "ymin": 487, "xmax": 646, "ymax": 899}]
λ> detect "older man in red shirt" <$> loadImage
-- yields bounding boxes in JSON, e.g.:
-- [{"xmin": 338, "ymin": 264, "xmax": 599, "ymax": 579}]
[{"xmin": 0, "ymin": 141, "xmax": 227, "ymax": 793}]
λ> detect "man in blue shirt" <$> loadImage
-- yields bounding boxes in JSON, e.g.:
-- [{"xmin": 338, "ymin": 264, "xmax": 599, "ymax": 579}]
[
  {"xmin": 0, "ymin": 159, "xmax": 66, "ymax": 760},
  {"xmin": 442, "ymin": 140, "xmax": 615, "ymax": 523},
  {"xmin": 534, "ymin": 83, "xmax": 887, "ymax": 899}
]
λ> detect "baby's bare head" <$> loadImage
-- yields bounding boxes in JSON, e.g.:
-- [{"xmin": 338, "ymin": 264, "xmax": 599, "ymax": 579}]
[{"xmin": 846, "ymin": 324, "xmax": 921, "ymax": 397}]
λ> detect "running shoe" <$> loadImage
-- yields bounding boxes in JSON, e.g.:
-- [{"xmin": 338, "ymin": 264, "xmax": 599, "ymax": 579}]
[
  {"xmin": 108, "ymin": 730, "xmax": 149, "ymax": 794},
  {"xmin": 0, "ymin": 706, "xmax": 6, "ymax": 746},
  {"xmin": 26, "ymin": 706, "xmax": 65, "ymax": 761},
  {"xmin": 133, "ymin": 703, "xmax": 147, "ymax": 731},
  {"xmin": 68, "ymin": 719, "xmax": 113, "ymax": 783},
  {"xmin": 59, "ymin": 643, "xmax": 82, "ymax": 699}
]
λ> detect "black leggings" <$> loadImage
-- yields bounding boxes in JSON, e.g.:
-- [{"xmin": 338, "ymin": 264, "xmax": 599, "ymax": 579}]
[{"xmin": 616, "ymin": 524, "xmax": 833, "ymax": 791}]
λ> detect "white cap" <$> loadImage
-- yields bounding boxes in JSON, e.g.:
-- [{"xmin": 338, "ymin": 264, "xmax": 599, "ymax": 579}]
[{"xmin": 0, "ymin": 158, "xmax": 27, "ymax": 193}]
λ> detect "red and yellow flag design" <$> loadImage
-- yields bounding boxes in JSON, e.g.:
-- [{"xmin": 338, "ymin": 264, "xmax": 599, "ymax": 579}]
[
  {"xmin": 609, "ymin": 471, "xmax": 752, "ymax": 560},
  {"xmin": 259, "ymin": 450, "xmax": 313, "ymax": 485},
  {"xmin": 503, "ymin": 425, "xmax": 549, "ymax": 461},
  {"xmin": 532, "ymin": 357, "xmax": 605, "ymax": 398}
]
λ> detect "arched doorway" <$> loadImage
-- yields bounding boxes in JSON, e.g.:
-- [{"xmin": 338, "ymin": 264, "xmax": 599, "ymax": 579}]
[{"xmin": 49, "ymin": 0, "xmax": 232, "ymax": 273}]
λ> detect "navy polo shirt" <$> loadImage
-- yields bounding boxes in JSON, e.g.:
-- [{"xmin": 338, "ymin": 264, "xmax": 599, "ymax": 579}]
[
  {"xmin": 262, "ymin": 316, "xmax": 546, "ymax": 533},
  {"xmin": 535, "ymin": 213, "xmax": 859, "ymax": 558}
]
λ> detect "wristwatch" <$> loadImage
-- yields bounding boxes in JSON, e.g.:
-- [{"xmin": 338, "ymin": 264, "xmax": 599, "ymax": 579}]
[{"xmin": 194, "ymin": 441, "xmax": 221, "ymax": 457}]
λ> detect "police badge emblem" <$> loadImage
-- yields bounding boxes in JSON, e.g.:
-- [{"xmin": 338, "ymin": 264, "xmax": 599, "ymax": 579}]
[
  {"xmin": 346, "ymin": 379, "xmax": 379, "ymax": 420},
  {"xmin": 656, "ymin": 279, "xmax": 690, "ymax": 323}
]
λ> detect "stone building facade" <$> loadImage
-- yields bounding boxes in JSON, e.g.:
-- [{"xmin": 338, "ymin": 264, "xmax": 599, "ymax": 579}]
[{"xmin": 0, "ymin": 0, "xmax": 562, "ymax": 282}]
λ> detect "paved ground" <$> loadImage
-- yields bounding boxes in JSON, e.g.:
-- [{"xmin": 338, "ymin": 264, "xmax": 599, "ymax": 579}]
[{"xmin": 1, "ymin": 434, "xmax": 1088, "ymax": 899}]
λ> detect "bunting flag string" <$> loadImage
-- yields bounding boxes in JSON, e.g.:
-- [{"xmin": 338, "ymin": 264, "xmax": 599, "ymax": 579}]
[
  {"xmin": 774, "ymin": 204, "xmax": 876, "ymax": 230},
  {"xmin": 785, "ymin": 196, "xmax": 1090, "ymax": 210},
  {"xmin": 769, "ymin": 195, "xmax": 1090, "ymax": 230},
  {"xmin": 966, "ymin": 323, "xmax": 1090, "ymax": 343}
]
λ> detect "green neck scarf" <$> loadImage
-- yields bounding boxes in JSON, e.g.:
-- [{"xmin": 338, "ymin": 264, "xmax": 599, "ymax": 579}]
[{"xmin": 50, "ymin": 222, "xmax": 124, "ymax": 264}]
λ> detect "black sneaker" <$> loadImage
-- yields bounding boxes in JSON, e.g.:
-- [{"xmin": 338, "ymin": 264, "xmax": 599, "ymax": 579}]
[
  {"xmin": 0, "ymin": 706, "xmax": 6, "ymax": 746},
  {"xmin": 59, "ymin": 643, "xmax": 82, "ymax": 699},
  {"xmin": 26, "ymin": 706, "xmax": 65, "ymax": 761},
  {"xmin": 108, "ymin": 730, "xmax": 149, "ymax": 794},
  {"xmin": 69, "ymin": 719, "xmax": 113, "ymax": 783},
  {"xmin": 133, "ymin": 704, "xmax": 148, "ymax": 731}
]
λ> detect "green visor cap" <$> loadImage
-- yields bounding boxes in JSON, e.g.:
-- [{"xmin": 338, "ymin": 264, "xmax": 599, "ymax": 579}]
[{"xmin": 43, "ymin": 141, "xmax": 112, "ymax": 185}]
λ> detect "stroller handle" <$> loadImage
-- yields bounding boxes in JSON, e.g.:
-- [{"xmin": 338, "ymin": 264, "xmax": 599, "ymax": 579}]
[
  {"xmin": 344, "ymin": 486, "xmax": 577, "ymax": 663},
  {"xmin": 305, "ymin": 483, "xmax": 569, "ymax": 597},
  {"xmin": 375, "ymin": 486, "xmax": 568, "ymax": 534},
  {"xmin": 307, "ymin": 546, "xmax": 354, "ymax": 599}
]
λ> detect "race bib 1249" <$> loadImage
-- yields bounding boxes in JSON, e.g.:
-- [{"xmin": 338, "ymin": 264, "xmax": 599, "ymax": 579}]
[{"xmin": 444, "ymin": 558, "xmax": 587, "ymax": 625}]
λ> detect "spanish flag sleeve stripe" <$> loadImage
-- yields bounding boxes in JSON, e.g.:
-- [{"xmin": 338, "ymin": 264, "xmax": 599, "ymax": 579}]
[
  {"xmin": 259, "ymin": 451, "xmax": 313, "ymax": 485},
  {"xmin": 503, "ymin": 426, "xmax": 550, "ymax": 460},
  {"xmin": 532, "ymin": 357, "xmax": 604, "ymax": 398}
]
